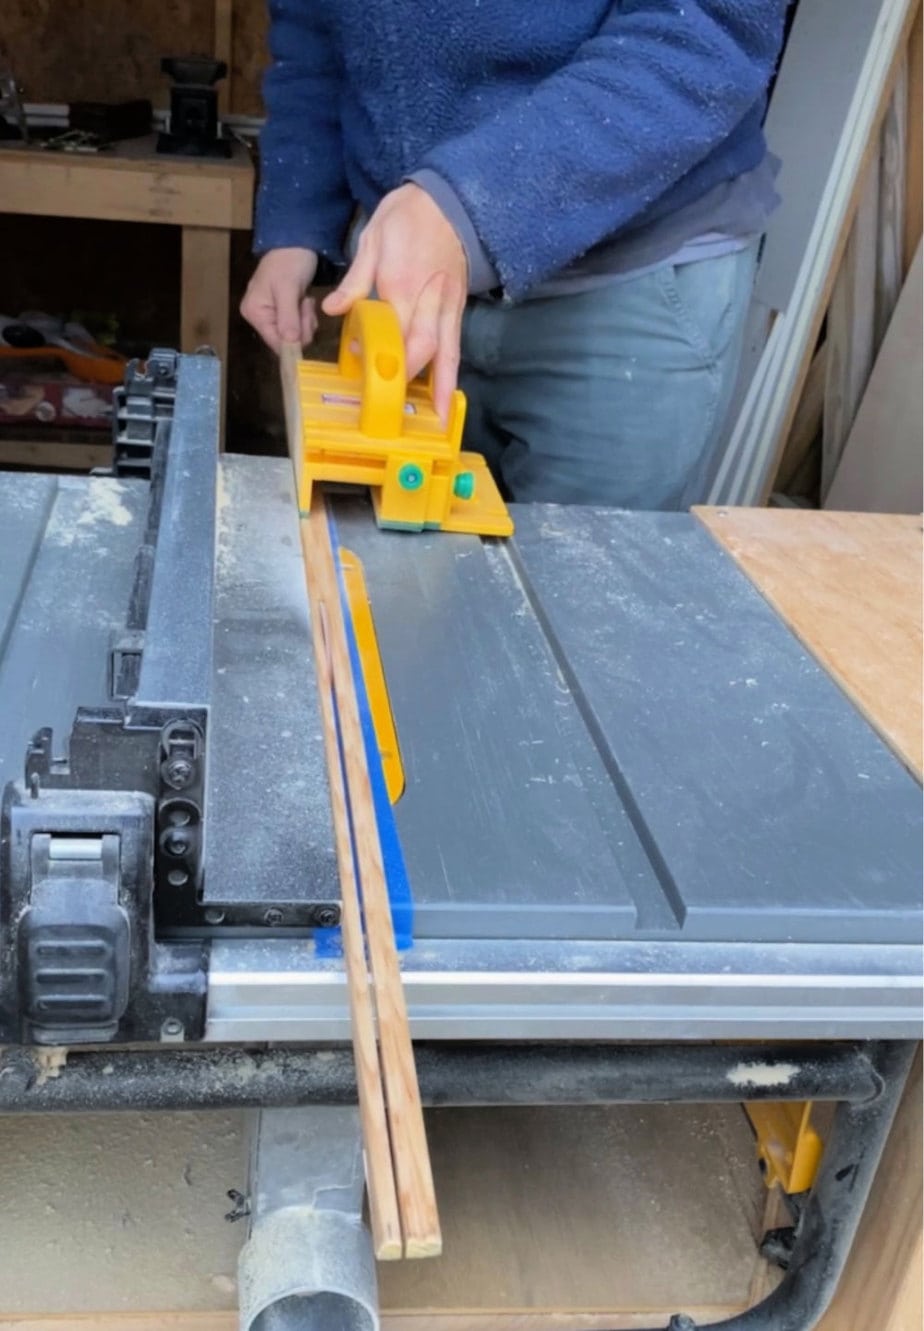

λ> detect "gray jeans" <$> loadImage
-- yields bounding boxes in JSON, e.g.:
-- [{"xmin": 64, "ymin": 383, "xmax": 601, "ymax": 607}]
[{"xmin": 459, "ymin": 240, "xmax": 759, "ymax": 510}]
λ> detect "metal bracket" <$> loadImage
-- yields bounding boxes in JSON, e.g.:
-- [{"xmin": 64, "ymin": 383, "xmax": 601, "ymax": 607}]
[{"xmin": 111, "ymin": 348, "xmax": 178, "ymax": 478}]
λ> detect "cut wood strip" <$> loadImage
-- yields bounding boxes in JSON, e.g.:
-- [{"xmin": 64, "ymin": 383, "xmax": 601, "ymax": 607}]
[
  {"xmin": 302, "ymin": 489, "xmax": 441, "ymax": 1258},
  {"xmin": 301, "ymin": 580, "xmax": 403, "ymax": 1261},
  {"xmin": 282, "ymin": 343, "xmax": 402, "ymax": 1261},
  {"xmin": 281, "ymin": 341, "xmax": 441, "ymax": 1259}
]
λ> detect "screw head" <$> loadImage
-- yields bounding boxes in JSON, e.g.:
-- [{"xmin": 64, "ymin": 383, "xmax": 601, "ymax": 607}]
[
  {"xmin": 314, "ymin": 905, "xmax": 340, "ymax": 928},
  {"xmin": 162, "ymin": 757, "xmax": 194, "ymax": 790},
  {"xmin": 263, "ymin": 908, "xmax": 284, "ymax": 927},
  {"xmin": 453, "ymin": 470, "xmax": 475, "ymax": 501},
  {"xmin": 164, "ymin": 830, "xmax": 191, "ymax": 857},
  {"xmin": 204, "ymin": 907, "xmax": 226, "ymax": 925},
  {"xmin": 161, "ymin": 1017, "xmax": 184, "ymax": 1039},
  {"xmin": 398, "ymin": 463, "xmax": 424, "ymax": 492}
]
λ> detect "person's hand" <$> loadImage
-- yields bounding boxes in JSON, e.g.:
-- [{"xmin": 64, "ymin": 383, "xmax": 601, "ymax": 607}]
[
  {"xmin": 322, "ymin": 184, "xmax": 467, "ymax": 422},
  {"xmin": 240, "ymin": 247, "xmax": 319, "ymax": 353}
]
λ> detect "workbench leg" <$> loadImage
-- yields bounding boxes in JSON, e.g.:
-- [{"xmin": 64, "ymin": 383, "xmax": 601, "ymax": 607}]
[{"xmin": 181, "ymin": 225, "xmax": 230, "ymax": 445}]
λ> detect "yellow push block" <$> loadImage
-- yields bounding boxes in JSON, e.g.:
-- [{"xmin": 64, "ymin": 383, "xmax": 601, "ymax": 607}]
[{"xmin": 294, "ymin": 299, "xmax": 514, "ymax": 537}]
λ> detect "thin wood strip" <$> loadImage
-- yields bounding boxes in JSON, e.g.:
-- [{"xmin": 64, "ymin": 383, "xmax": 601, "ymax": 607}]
[
  {"xmin": 281, "ymin": 341, "xmax": 440, "ymax": 1258},
  {"xmin": 303, "ymin": 578, "xmax": 403, "ymax": 1261},
  {"xmin": 281, "ymin": 343, "xmax": 402, "ymax": 1260},
  {"xmin": 302, "ymin": 489, "xmax": 441, "ymax": 1258}
]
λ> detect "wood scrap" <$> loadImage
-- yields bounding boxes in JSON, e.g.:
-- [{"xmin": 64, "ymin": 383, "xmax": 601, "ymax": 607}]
[
  {"xmin": 775, "ymin": 341, "xmax": 827, "ymax": 495},
  {"xmin": 281, "ymin": 342, "xmax": 441, "ymax": 1260},
  {"xmin": 825, "ymin": 243, "xmax": 923, "ymax": 514},
  {"xmin": 821, "ymin": 153, "xmax": 880, "ymax": 499}
]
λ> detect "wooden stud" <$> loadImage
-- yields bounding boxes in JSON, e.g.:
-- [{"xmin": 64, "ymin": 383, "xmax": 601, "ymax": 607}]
[
  {"xmin": 213, "ymin": 0, "xmax": 234, "ymax": 118},
  {"xmin": 181, "ymin": 227, "xmax": 230, "ymax": 446}
]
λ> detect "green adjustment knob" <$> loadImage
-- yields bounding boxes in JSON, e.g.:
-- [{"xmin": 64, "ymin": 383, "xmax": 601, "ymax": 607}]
[
  {"xmin": 398, "ymin": 463, "xmax": 424, "ymax": 491},
  {"xmin": 453, "ymin": 470, "xmax": 475, "ymax": 500}
]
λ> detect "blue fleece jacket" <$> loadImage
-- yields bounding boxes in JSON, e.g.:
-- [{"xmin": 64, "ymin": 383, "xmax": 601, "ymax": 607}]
[{"xmin": 255, "ymin": 2, "xmax": 788, "ymax": 300}]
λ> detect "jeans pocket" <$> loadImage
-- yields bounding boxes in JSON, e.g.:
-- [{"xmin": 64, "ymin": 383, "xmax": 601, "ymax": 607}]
[{"xmin": 655, "ymin": 246, "xmax": 753, "ymax": 365}]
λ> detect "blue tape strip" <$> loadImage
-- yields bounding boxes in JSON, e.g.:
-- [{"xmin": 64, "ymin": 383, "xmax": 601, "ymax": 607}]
[{"xmin": 314, "ymin": 508, "xmax": 414, "ymax": 956}]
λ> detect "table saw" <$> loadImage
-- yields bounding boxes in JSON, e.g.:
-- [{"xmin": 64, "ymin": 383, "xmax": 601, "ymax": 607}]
[{"xmin": 0, "ymin": 352, "xmax": 920, "ymax": 1331}]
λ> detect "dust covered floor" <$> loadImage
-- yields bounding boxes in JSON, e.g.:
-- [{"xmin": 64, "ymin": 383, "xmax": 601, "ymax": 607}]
[{"xmin": 0, "ymin": 1103, "xmax": 765, "ymax": 1323}]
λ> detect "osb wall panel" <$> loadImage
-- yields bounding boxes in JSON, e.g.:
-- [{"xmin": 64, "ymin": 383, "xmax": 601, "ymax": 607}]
[
  {"xmin": 231, "ymin": 2, "xmax": 270, "ymax": 116},
  {"xmin": 1, "ymin": 0, "xmax": 268, "ymax": 113}
]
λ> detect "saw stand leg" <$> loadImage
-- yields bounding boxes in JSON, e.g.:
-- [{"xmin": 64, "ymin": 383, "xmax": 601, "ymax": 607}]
[{"xmin": 237, "ymin": 1106, "xmax": 379, "ymax": 1331}]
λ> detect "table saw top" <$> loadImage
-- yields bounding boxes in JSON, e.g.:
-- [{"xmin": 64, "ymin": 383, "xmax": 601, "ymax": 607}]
[{"xmin": 0, "ymin": 453, "xmax": 920, "ymax": 1041}]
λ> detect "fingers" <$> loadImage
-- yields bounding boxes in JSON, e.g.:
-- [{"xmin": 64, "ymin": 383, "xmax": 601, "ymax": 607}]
[
  {"xmin": 300, "ymin": 296, "xmax": 319, "ymax": 346},
  {"xmin": 403, "ymin": 273, "xmax": 444, "ymax": 384},
  {"xmin": 322, "ymin": 235, "xmax": 378, "ymax": 317},
  {"xmin": 240, "ymin": 285, "xmax": 284, "ymax": 354},
  {"xmin": 431, "ymin": 295, "xmax": 464, "ymax": 425},
  {"xmin": 240, "ymin": 248, "xmax": 319, "ymax": 355}
]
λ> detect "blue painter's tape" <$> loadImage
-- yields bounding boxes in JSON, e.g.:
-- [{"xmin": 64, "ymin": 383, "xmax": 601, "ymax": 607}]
[{"xmin": 314, "ymin": 507, "xmax": 414, "ymax": 953}]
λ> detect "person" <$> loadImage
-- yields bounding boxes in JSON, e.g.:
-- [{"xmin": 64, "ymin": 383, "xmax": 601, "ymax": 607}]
[{"xmin": 241, "ymin": 2, "xmax": 789, "ymax": 509}]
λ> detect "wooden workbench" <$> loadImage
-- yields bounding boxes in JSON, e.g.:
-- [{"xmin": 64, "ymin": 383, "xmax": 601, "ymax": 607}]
[
  {"xmin": 0, "ymin": 135, "xmax": 254, "ymax": 428},
  {"xmin": 0, "ymin": 507, "xmax": 918, "ymax": 1331}
]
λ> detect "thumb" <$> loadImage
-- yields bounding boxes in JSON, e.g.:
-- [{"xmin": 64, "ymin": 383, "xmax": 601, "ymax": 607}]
[{"xmin": 322, "ymin": 244, "xmax": 377, "ymax": 316}]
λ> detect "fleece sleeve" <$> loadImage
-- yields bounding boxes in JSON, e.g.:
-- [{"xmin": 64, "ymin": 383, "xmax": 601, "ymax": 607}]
[
  {"xmin": 417, "ymin": 1, "xmax": 789, "ymax": 297},
  {"xmin": 253, "ymin": 0, "xmax": 354, "ymax": 259}
]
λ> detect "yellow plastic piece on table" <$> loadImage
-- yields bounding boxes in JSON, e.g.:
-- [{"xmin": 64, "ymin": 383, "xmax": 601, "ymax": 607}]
[
  {"xmin": 294, "ymin": 299, "xmax": 514, "ymax": 537},
  {"xmin": 340, "ymin": 547, "xmax": 405, "ymax": 804},
  {"xmin": 745, "ymin": 1101, "xmax": 824, "ymax": 1194}
]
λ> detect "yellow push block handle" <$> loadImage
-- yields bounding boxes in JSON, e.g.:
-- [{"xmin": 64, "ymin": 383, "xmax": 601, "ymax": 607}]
[{"xmin": 337, "ymin": 300, "xmax": 408, "ymax": 439}]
